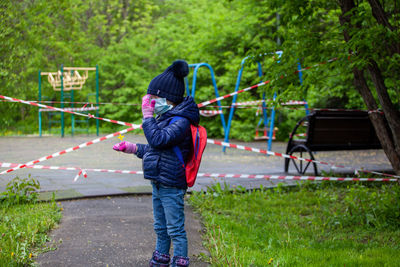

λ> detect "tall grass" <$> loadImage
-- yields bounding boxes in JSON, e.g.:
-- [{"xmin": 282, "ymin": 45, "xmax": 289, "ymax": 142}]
[
  {"xmin": 189, "ymin": 182, "xmax": 400, "ymax": 266},
  {"xmin": 0, "ymin": 176, "xmax": 62, "ymax": 266}
]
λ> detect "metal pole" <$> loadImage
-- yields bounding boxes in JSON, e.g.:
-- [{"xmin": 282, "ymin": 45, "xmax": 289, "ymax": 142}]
[
  {"xmin": 96, "ymin": 65, "xmax": 99, "ymax": 136},
  {"xmin": 38, "ymin": 70, "xmax": 42, "ymax": 137},
  {"xmin": 223, "ymin": 58, "xmax": 246, "ymax": 152},
  {"xmin": 61, "ymin": 64, "xmax": 64, "ymax": 137},
  {"xmin": 267, "ymin": 92, "xmax": 277, "ymax": 151},
  {"xmin": 71, "ymin": 81, "xmax": 74, "ymax": 137}
]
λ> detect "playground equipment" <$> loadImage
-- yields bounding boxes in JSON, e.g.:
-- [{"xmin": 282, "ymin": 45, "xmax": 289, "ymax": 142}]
[
  {"xmin": 38, "ymin": 65, "xmax": 99, "ymax": 137},
  {"xmin": 223, "ymin": 53, "xmax": 310, "ymax": 152},
  {"xmin": 186, "ymin": 53, "xmax": 309, "ymax": 152},
  {"xmin": 185, "ymin": 63, "xmax": 227, "ymax": 130}
]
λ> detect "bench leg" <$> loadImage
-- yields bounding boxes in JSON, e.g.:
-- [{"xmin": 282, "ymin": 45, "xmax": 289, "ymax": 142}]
[{"xmin": 285, "ymin": 145, "xmax": 318, "ymax": 176}]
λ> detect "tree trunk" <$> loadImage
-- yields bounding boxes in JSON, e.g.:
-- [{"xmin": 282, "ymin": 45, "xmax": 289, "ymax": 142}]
[
  {"xmin": 338, "ymin": 0, "xmax": 400, "ymax": 175},
  {"xmin": 353, "ymin": 68, "xmax": 400, "ymax": 174},
  {"xmin": 367, "ymin": 60, "xmax": 400, "ymax": 154}
]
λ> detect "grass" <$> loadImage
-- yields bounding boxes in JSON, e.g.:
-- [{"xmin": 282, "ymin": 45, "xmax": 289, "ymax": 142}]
[
  {"xmin": 189, "ymin": 182, "xmax": 400, "ymax": 266},
  {"xmin": 0, "ymin": 201, "xmax": 62, "ymax": 266},
  {"xmin": 0, "ymin": 176, "xmax": 62, "ymax": 266}
]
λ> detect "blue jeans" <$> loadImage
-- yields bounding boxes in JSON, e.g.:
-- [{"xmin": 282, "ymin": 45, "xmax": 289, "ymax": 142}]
[{"xmin": 152, "ymin": 181, "xmax": 188, "ymax": 258}]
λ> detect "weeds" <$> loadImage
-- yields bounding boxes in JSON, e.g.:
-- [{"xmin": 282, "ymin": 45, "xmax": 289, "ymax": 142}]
[{"xmin": 0, "ymin": 175, "xmax": 40, "ymax": 207}]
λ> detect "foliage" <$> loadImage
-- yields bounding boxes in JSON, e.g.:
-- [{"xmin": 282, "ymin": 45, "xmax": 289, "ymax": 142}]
[
  {"xmin": 1, "ymin": 0, "xmax": 398, "ymax": 145},
  {"xmin": 189, "ymin": 182, "xmax": 400, "ymax": 266},
  {"xmin": 0, "ymin": 176, "xmax": 40, "ymax": 207},
  {"xmin": 0, "ymin": 194, "xmax": 62, "ymax": 266}
]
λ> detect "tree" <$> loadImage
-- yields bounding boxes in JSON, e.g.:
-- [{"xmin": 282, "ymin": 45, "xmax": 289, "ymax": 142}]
[
  {"xmin": 258, "ymin": 0, "xmax": 400, "ymax": 175},
  {"xmin": 338, "ymin": 0, "xmax": 400, "ymax": 174}
]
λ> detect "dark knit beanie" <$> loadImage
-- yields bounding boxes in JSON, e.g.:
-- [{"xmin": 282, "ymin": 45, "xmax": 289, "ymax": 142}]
[{"xmin": 147, "ymin": 60, "xmax": 189, "ymax": 104}]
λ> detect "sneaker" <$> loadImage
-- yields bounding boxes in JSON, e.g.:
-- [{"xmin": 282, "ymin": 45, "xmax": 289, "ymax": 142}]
[
  {"xmin": 149, "ymin": 250, "xmax": 170, "ymax": 267},
  {"xmin": 171, "ymin": 256, "xmax": 190, "ymax": 267}
]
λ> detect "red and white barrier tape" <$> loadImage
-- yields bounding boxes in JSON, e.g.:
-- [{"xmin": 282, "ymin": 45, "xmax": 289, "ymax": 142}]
[
  {"xmin": 1, "ymin": 100, "xmax": 141, "ymax": 106},
  {"xmin": 1, "ymin": 94, "xmax": 395, "ymax": 179},
  {"xmin": 281, "ymin": 101, "xmax": 307, "ymax": 106},
  {"xmin": 197, "ymin": 80, "xmax": 271, "ymax": 107},
  {"xmin": 0, "ymin": 95, "xmax": 140, "ymax": 128},
  {"xmin": 233, "ymin": 100, "xmax": 264, "ymax": 106},
  {"xmin": 0, "ymin": 162, "xmax": 143, "ymax": 182},
  {"xmin": 0, "ymin": 162, "xmax": 396, "ymax": 182},
  {"xmin": 74, "ymin": 169, "xmax": 88, "ymax": 182},
  {"xmin": 197, "ymin": 57, "xmax": 339, "ymax": 108},
  {"xmin": 199, "ymin": 173, "xmax": 397, "ymax": 182},
  {"xmin": 206, "ymin": 139, "xmax": 400, "ymax": 179},
  {"xmin": 202, "ymin": 105, "xmax": 381, "ymax": 114},
  {"xmin": 233, "ymin": 100, "xmax": 308, "ymax": 106},
  {"xmin": 0, "ymin": 127, "xmax": 137, "ymax": 175},
  {"xmin": 200, "ymin": 110, "xmax": 223, "ymax": 117},
  {"xmin": 39, "ymin": 106, "xmax": 99, "ymax": 112}
]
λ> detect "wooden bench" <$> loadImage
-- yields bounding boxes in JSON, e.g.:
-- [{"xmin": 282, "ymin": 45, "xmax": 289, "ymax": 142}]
[{"xmin": 284, "ymin": 110, "xmax": 382, "ymax": 175}]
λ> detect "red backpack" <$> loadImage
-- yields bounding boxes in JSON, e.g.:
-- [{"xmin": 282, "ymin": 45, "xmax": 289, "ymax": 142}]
[{"xmin": 169, "ymin": 117, "xmax": 207, "ymax": 187}]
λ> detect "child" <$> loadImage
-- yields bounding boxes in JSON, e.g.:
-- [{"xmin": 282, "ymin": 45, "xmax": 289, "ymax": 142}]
[{"xmin": 113, "ymin": 60, "xmax": 199, "ymax": 267}]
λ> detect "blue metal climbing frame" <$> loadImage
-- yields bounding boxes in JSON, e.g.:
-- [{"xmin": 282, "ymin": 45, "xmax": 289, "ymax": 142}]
[
  {"xmin": 223, "ymin": 52, "xmax": 310, "ymax": 152},
  {"xmin": 185, "ymin": 63, "xmax": 226, "ymax": 131},
  {"xmin": 187, "ymin": 53, "xmax": 309, "ymax": 153}
]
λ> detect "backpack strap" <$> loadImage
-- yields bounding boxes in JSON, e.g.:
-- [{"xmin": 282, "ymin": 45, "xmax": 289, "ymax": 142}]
[{"xmin": 169, "ymin": 116, "xmax": 185, "ymax": 168}]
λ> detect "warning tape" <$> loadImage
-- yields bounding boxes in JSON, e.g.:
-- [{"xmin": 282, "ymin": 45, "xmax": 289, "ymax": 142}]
[
  {"xmin": 39, "ymin": 106, "xmax": 99, "ymax": 112},
  {"xmin": 0, "ymin": 127, "xmax": 137, "ymax": 175},
  {"xmin": 197, "ymin": 57, "xmax": 339, "ymax": 108},
  {"xmin": 0, "ymin": 100, "xmax": 141, "ymax": 106},
  {"xmin": 200, "ymin": 110, "xmax": 223, "ymax": 117},
  {"xmin": 0, "ymin": 162, "xmax": 143, "ymax": 182},
  {"xmin": 233, "ymin": 100, "xmax": 307, "ymax": 106},
  {"xmin": 206, "ymin": 139, "xmax": 400, "ymax": 179},
  {"xmin": 199, "ymin": 173, "xmax": 397, "ymax": 182},
  {"xmin": 0, "ymin": 162, "xmax": 396, "ymax": 182},
  {"xmin": 0, "ymin": 162, "xmax": 143, "ymax": 175},
  {"xmin": 0, "ymin": 95, "xmax": 141, "ymax": 128},
  {"xmin": 201, "ymin": 105, "xmax": 381, "ymax": 114},
  {"xmin": 1, "ymin": 94, "xmax": 395, "ymax": 178},
  {"xmin": 0, "ymin": 92, "xmax": 393, "ymax": 178},
  {"xmin": 197, "ymin": 80, "xmax": 271, "ymax": 107}
]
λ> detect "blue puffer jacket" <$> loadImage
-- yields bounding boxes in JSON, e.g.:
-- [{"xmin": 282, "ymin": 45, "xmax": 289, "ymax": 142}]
[{"xmin": 135, "ymin": 96, "xmax": 200, "ymax": 189}]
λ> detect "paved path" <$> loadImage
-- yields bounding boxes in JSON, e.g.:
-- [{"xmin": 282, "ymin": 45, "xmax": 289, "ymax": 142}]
[
  {"xmin": 36, "ymin": 196, "xmax": 209, "ymax": 267},
  {"xmin": 0, "ymin": 135, "xmax": 392, "ymax": 198}
]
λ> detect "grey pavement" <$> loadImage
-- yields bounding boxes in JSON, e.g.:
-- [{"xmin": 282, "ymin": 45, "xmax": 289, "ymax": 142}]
[
  {"xmin": 36, "ymin": 195, "xmax": 209, "ymax": 267},
  {"xmin": 0, "ymin": 134, "xmax": 393, "ymax": 266},
  {"xmin": 0, "ymin": 134, "xmax": 392, "ymax": 198}
]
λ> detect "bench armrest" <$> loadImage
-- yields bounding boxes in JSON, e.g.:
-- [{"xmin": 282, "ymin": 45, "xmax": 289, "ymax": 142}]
[{"xmin": 286, "ymin": 115, "xmax": 310, "ymax": 153}]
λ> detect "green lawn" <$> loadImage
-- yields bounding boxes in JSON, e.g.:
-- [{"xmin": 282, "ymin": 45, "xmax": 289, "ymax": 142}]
[
  {"xmin": 0, "ymin": 201, "xmax": 62, "ymax": 266},
  {"xmin": 189, "ymin": 182, "xmax": 400, "ymax": 266}
]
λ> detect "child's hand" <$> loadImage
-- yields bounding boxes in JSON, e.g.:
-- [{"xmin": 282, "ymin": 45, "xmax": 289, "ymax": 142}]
[
  {"xmin": 113, "ymin": 141, "xmax": 137, "ymax": 154},
  {"xmin": 142, "ymin": 94, "xmax": 156, "ymax": 118}
]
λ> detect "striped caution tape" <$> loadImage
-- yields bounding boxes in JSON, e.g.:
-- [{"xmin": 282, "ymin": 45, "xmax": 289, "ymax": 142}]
[
  {"xmin": 197, "ymin": 57, "xmax": 339, "ymax": 108},
  {"xmin": 199, "ymin": 172, "xmax": 397, "ymax": 182},
  {"xmin": 0, "ymin": 162, "xmax": 396, "ymax": 182},
  {"xmin": 0, "ymin": 127, "xmax": 137, "ymax": 175},
  {"xmin": 1, "ymin": 94, "xmax": 396, "ymax": 179},
  {"xmin": 0, "ymin": 95, "xmax": 140, "ymax": 128},
  {"xmin": 206, "ymin": 139, "xmax": 400, "ymax": 179},
  {"xmin": 74, "ymin": 169, "xmax": 88, "ymax": 182},
  {"xmin": 1, "ymin": 99, "xmax": 141, "ymax": 106},
  {"xmin": 200, "ymin": 110, "xmax": 223, "ymax": 117},
  {"xmin": 39, "ymin": 106, "xmax": 99, "ymax": 112}
]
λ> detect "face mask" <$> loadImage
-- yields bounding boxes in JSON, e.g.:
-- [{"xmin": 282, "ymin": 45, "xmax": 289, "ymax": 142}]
[{"xmin": 154, "ymin": 97, "xmax": 173, "ymax": 115}]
